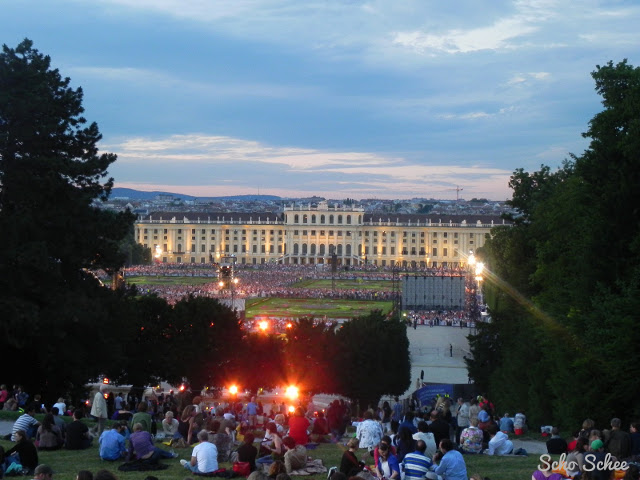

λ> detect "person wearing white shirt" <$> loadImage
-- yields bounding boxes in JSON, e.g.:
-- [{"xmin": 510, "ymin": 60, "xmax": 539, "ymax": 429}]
[{"xmin": 486, "ymin": 424, "xmax": 514, "ymax": 455}]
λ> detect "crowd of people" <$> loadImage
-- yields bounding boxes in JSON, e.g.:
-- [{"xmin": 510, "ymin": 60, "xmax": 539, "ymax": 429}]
[{"xmin": 4, "ymin": 381, "xmax": 639, "ymax": 480}]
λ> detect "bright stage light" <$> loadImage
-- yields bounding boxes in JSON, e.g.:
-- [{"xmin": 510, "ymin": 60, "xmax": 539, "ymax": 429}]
[
  {"xmin": 286, "ymin": 385, "xmax": 299, "ymax": 400},
  {"xmin": 229, "ymin": 385, "xmax": 238, "ymax": 395},
  {"xmin": 259, "ymin": 321, "xmax": 269, "ymax": 331}
]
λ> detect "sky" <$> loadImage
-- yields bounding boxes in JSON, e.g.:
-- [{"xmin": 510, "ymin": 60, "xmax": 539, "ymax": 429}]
[{"xmin": 2, "ymin": 1, "xmax": 639, "ymax": 201}]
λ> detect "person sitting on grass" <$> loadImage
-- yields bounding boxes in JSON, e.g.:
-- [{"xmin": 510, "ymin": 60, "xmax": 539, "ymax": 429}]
[
  {"xmin": 36, "ymin": 414, "xmax": 63, "ymax": 451},
  {"xmin": 11, "ymin": 404, "xmax": 40, "ymax": 441},
  {"xmin": 6, "ymin": 430, "xmax": 38, "ymax": 474},
  {"xmin": 282, "ymin": 436, "xmax": 307, "ymax": 474},
  {"xmin": 257, "ymin": 422, "xmax": 283, "ymax": 466},
  {"xmin": 65, "ymin": 410, "xmax": 92, "ymax": 450},
  {"xmin": 375, "ymin": 442, "xmax": 400, "ymax": 480},
  {"xmin": 485, "ymin": 424, "xmax": 514, "ymax": 455},
  {"xmin": 129, "ymin": 423, "xmax": 177, "ymax": 462},
  {"xmin": 236, "ymin": 432, "xmax": 258, "ymax": 472},
  {"xmin": 131, "ymin": 402, "xmax": 153, "ymax": 434},
  {"xmin": 99, "ymin": 422, "xmax": 128, "ymax": 461},
  {"xmin": 433, "ymin": 439, "xmax": 467, "ymax": 480},
  {"xmin": 180, "ymin": 430, "xmax": 219, "ymax": 474}
]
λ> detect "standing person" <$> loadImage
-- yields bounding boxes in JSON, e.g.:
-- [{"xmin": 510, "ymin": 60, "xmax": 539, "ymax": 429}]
[
  {"xmin": 356, "ymin": 411, "xmax": 384, "ymax": 450},
  {"xmin": 381, "ymin": 401, "xmax": 392, "ymax": 434},
  {"xmin": 114, "ymin": 393, "xmax": 124, "ymax": 411},
  {"xmin": 180, "ymin": 430, "xmax": 219, "ymax": 474},
  {"xmin": 91, "ymin": 385, "xmax": 108, "ymax": 436},
  {"xmin": 434, "ymin": 439, "xmax": 467, "ymax": 480},
  {"xmin": 247, "ymin": 397, "xmax": 258, "ymax": 428},
  {"xmin": 99, "ymin": 422, "xmax": 128, "ymax": 461},
  {"xmin": 392, "ymin": 397, "xmax": 404, "ymax": 423},
  {"xmin": 456, "ymin": 398, "xmax": 470, "ymax": 443}
]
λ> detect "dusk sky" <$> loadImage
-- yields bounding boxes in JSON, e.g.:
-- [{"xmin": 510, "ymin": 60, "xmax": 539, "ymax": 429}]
[{"xmin": 3, "ymin": 1, "xmax": 639, "ymax": 200}]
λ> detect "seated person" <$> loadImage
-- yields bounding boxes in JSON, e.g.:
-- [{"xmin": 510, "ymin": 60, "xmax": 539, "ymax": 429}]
[
  {"xmin": 36, "ymin": 414, "xmax": 63, "ymax": 451},
  {"xmin": 236, "ymin": 432, "xmax": 258, "ymax": 472},
  {"xmin": 310, "ymin": 412, "xmax": 329, "ymax": 441},
  {"xmin": 499, "ymin": 413, "xmax": 514, "ymax": 434},
  {"xmin": 130, "ymin": 423, "xmax": 177, "ymax": 462},
  {"xmin": 99, "ymin": 422, "xmax": 128, "ymax": 461},
  {"xmin": 486, "ymin": 424, "xmax": 513, "ymax": 455},
  {"xmin": 161, "ymin": 411, "xmax": 179, "ymax": 440},
  {"xmin": 5, "ymin": 430, "xmax": 38, "ymax": 474},
  {"xmin": 340, "ymin": 437, "xmax": 364, "ymax": 477},
  {"xmin": 459, "ymin": 418, "xmax": 484, "ymax": 454},
  {"xmin": 181, "ymin": 430, "xmax": 219, "ymax": 474},
  {"xmin": 65, "ymin": 410, "xmax": 92, "ymax": 450},
  {"xmin": 130, "ymin": 402, "xmax": 153, "ymax": 433},
  {"xmin": 11, "ymin": 404, "xmax": 40, "ymax": 441},
  {"xmin": 546, "ymin": 427, "xmax": 568, "ymax": 454},
  {"xmin": 282, "ymin": 436, "xmax": 307, "ymax": 474}
]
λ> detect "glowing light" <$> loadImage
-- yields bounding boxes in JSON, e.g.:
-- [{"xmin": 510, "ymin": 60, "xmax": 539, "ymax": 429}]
[
  {"xmin": 219, "ymin": 281, "xmax": 224, "ymax": 288},
  {"xmin": 229, "ymin": 385, "xmax": 238, "ymax": 395},
  {"xmin": 285, "ymin": 385, "xmax": 299, "ymax": 400},
  {"xmin": 286, "ymin": 322, "xmax": 293, "ymax": 329},
  {"xmin": 259, "ymin": 321, "xmax": 269, "ymax": 332},
  {"xmin": 288, "ymin": 405, "xmax": 295, "ymax": 413},
  {"xmin": 179, "ymin": 385, "xmax": 185, "ymax": 392},
  {"xmin": 102, "ymin": 378, "xmax": 110, "ymax": 384},
  {"xmin": 103, "ymin": 393, "xmax": 108, "ymax": 399},
  {"xmin": 233, "ymin": 278, "xmax": 239, "ymax": 284},
  {"xmin": 475, "ymin": 262, "xmax": 485, "ymax": 276},
  {"xmin": 154, "ymin": 245, "xmax": 162, "ymax": 258}
]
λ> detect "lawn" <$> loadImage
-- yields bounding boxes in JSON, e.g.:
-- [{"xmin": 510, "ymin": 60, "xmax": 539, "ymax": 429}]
[
  {"xmin": 245, "ymin": 297, "xmax": 393, "ymax": 320},
  {"xmin": 0, "ymin": 412, "xmax": 548, "ymax": 480},
  {"xmin": 0, "ymin": 432, "xmax": 544, "ymax": 480},
  {"xmin": 289, "ymin": 279, "xmax": 392, "ymax": 290}
]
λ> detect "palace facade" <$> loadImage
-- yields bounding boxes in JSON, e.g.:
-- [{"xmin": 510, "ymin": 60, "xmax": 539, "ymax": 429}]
[{"xmin": 134, "ymin": 201, "xmax": 510, "ymax": 267}]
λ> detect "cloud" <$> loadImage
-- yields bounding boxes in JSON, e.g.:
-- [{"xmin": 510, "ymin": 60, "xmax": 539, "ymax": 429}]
[
  {"xmin": 107, "ymin": 133, "xmax": 513, "ymax": 200},
  {"xmin": 106, "ymin": 134, "xmax": 394, "ymax": 170}
]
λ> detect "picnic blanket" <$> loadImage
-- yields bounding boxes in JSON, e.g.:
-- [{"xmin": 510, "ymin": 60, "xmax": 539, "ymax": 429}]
[{"xmin": 289, "ymin": 459, "xmax": 327, "ymax": 476}]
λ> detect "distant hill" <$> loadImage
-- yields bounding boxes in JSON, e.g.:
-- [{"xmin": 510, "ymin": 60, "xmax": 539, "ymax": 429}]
[{"xmin": 110, "ymin": 188, "xmax": 281, "ymax": 202}]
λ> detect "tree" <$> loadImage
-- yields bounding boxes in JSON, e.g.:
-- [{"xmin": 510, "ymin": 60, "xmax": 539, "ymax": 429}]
[
  {"xmin": 469, "ymin": 60, "xmax": 640, "ymax": 428},
  {"xmin": 334, "ymin": 311, "xmax": 410, "ymax": 410},
  {"xmin": 0, "ymin": 39, "xmax": 134, "ymax": 399}
]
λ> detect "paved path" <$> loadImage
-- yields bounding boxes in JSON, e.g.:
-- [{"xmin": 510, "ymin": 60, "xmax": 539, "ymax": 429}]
[{"xmin": 404, "ymin": 325, "xmax": 472, "ymax": 395}]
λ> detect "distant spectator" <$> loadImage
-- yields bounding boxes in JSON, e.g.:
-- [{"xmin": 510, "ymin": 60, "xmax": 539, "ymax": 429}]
[
  {"xmin": 499, "ymin": 413, "xmax": 514, "ymax": 433},
  {"xmin": 546, "ymin": 427, "xmax": 568, "ymax": 455},
  {"xmin": 36, "ymin": 414, "xmax": 63, "ymax": 450},
  {"xmin": 606, "ymin": 418, "xmax": 631, "ymax": 459}
]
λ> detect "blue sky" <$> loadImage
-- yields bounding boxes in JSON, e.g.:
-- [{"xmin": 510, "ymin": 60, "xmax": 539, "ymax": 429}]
[{"xmin": 3, "ymin": 0, "xmax": 639, "ymax": 200}]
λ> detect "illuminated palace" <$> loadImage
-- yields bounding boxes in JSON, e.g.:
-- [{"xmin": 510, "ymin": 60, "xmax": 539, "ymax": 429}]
[{"xmin": 134, "ymin": 201, "xmax": 510, "ymax": 267}]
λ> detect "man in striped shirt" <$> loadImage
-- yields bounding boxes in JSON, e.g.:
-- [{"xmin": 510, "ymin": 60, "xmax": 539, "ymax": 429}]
[
  {"xmin": 402, "ymin": 440, "xmax": 438, "ymax": 480},
  {"xmin": 11, "ymin": 404, "xmax": 40, "ymax": 441}
]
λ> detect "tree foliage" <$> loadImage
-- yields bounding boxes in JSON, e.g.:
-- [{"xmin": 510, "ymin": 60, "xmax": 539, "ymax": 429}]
[
  {"xmin": 0, "ymin": 39, "xmax": 134, "ymax": 399},
  {"xmin": 469, "ymin": 60, "xmax": 640, "ymax": 428}
]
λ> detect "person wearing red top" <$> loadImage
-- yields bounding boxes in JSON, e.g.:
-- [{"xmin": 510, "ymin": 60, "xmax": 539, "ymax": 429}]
[{"xmin": 288, "ymin": 407, "xmax": 310, "ymax": 446}]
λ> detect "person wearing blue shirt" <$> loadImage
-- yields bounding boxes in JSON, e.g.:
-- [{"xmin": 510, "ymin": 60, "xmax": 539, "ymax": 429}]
[
  {"xmin": 99, "ymin": 422, "xmax": 128, "ymax": 461},
  {"xmin": 434, "ymin": 439, "xmax": 467, "ymax": 480},
  {"xmin": 376, "ymin": 442, "xmax": 401, "ymax": 480}
]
